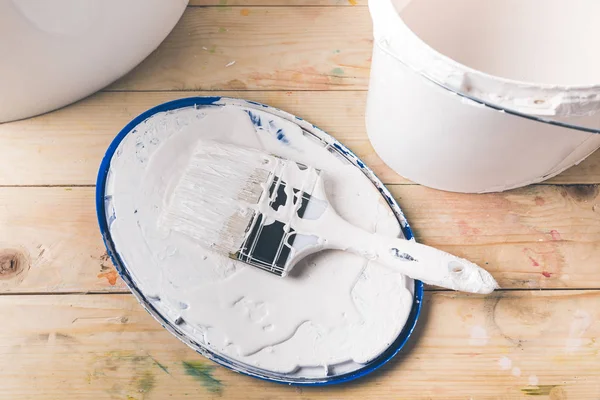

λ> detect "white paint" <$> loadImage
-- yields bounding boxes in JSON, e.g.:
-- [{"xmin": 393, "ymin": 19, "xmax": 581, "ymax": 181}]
[
  {"xmin": 162, "ymin": 140, "xmax": 497, "ymax": 293},
  {"xmin": 498, "ymin": 356, "xmax": 512, "ymax": 371},
  {"xmin": 469, "ymin": 326, "xmax": 488, "ymax": 346},
  {"xmin": 565, "ymin": 309, "xmax": 592, "ymax": 353},
  {"xmin": 105, "ymin": 102, "xmax": 415, "ymax": 377},
  {"xmin": 225, "ymin": 61, "xmax": 236, "ymax": 68},
  {"xmin": 528, "ymin": 375, "xmax": 539, "ymax": 386},
  {"xmin": 387, "ymin": 0, "xmax": 600, "ymax": 116},
  {"xmin": 366, "ymin": 0, "xmax": 600, "ymax": 193},
  {"xmin": 0, "ymin": 0, "xmax": 188, "ymax": 122},
  {"xmin": 511, "ymin": 367, "xmax": 522, "ymax": 377}
]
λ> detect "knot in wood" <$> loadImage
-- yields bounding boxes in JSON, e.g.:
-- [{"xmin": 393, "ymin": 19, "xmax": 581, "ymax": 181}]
[{"xmin": 0, "ymin": 250, "xmax": 26, "ymax": 280}]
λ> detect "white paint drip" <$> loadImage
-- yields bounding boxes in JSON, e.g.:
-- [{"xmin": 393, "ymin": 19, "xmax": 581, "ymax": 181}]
[
  {"xmin": 469, "ymin": 326, "xmax": 489, "ymax": 346},
  {"xmin": 565, "ymin": 309, "xmax": 592, "ymax": 353},
  {"xmin": 384, "ymin": 0, "xmax": 600, "ymax": 117},
  {"xmin": 511, "ymin": 367, "xmax": 521, "ymax": 377},
  {"xmin": 528, "ymin": 375, "xmax": 539, "ymax": 386},
  {"xmin": 498, "ymin": 356, "xmax": 512, "ymax": 371}
]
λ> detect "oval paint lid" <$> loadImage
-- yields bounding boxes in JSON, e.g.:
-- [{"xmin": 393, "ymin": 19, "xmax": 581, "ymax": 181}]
[{"xmin": 95, "ymin": 97, "xmax": 424, "ymax": 385}]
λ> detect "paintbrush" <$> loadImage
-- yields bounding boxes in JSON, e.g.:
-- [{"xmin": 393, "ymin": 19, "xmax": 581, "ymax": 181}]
[{"xmin": 159, "ymin": 140, "xmax": 498, "ymax": 294}]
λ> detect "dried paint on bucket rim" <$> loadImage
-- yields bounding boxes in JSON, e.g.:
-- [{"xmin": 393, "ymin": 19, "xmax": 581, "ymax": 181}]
[{"xmin": 95, "ymin": 96, "xmax": 423, "ymax": 385}]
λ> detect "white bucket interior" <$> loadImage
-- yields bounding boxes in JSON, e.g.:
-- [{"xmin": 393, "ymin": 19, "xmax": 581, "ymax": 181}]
[{"xmin": 395, "ymin": 0, "xmax": 600, "ymax": 87}]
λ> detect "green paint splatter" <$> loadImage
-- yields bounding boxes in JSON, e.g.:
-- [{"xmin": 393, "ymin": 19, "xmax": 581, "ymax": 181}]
[
  {"xmin": 209, "ymin": 45, "xmax": 217, "ymax": 54},
  {"xmin": 331, "ymin": 67, "xmax": 345, "ymax": 76},
  {"xmin": 217, "ymin": 0, "xmax": 230, "ymax": 11},
  {"xmin": 218, "ymin": 27, "xmax": 227, "ymax": 33},
  {"xmin": 137, "ymin": 371, "xmax": 155, "ymax": 394},
  {"xmin": 333, "ymin": 49, "xmax": 341, "ymax": 54},
  {"xmin": 182, "ymin": 361, "xmax": 223, "ymax": 394},
  {"xmin": 150, "ymin": 357, "xmax": 169, "ymax": 375},
  {"xmin": 521, "ymin": 385, "xmax": 559, "ymax": 396},
  {"xmin": 65, "ymin": 188, "xmax": 72, "ymax": 191}
]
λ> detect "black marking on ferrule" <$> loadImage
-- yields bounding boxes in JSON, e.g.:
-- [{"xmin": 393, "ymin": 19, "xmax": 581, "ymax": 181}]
[{"xmin": 236, "ymin": 177, "xmax": 311, "ymax": 275}]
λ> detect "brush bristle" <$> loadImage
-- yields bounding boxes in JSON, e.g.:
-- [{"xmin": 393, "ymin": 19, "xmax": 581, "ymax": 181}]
[{"xmin": 159, "ymin": 140, "xmax": 275, "ymax": 256}]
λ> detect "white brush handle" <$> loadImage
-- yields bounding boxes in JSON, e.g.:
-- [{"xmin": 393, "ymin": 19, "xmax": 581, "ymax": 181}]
[{"xmin": 315, "ymin": 208, "xmax": 498, "ymax": 294}]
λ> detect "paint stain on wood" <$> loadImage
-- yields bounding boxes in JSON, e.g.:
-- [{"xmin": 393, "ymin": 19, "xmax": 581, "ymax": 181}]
[
  {"xmin": 521, "ymin": 385, "xmax": 560, "ymax": 396},
  {"xmin": 240, "ymin": 8, "xmax": 250, "ymax": 16},
  {"xmin": 0, "ymin": 249, "xmax": 30, "ymax": 286},
  {"xmin": 534, "ymin": 196, "xmax": 545, "ymax": 206},
  {"xmin": 182, "ymin": 361, "xmax": 223, "ymax": 395},
  {"xmin": 137, "ymin": 371, "xmax": 155, "ymax": 394},
  {"xmin": 549, "ymin": 230, "xmax": 562, "ymax": 241},
  {"xmin": 541, "ymin": 271, "xmax": 552, "ymax": 278},
  {"xmin": 522, "ymin": 248, "xmax": 540, "ymax": 267},
  {"xmin": 487, "ymin": 292, "xmax": 552, "ymax": 345},
  {"xmin": 152, "ymin": 358, "xmax": 170, "ymax": 375},
  {"xmin": 562, "ymin": 184, "xmax": 599, "ymax": 202},
  {"xmin": 331, "ymin": 67, "xmax": 345, "ymax": 76},
  {"xmin": 89, "ymin": 351, "xmax": 160, "ymax": 398},
  {"xmin": 98, "ymin": 269, "xmax": 119, "ymax": 285},
  {"xmin": 348, "ymin": 0, "xmax": 358, "ymax": 5},
  {"xmin": 217, "ymin": 0, "xmax": 230, "ymax": 11},
  {"xmin": 225, "ymin": 79, "xmax": 247, "ymax": 90},
  {"xmin": 457, "ymin": 220, "xmax": 481, "ymax": 235}
]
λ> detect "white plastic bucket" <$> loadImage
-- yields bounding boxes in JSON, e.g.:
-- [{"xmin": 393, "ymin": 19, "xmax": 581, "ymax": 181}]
[
  {"xmin": 367, "ymin": 0, "xmax": 600, "ymax": 193},
  {"xmin": 0, "ymin": 0, "xmax": 187, "ymax": 123}
]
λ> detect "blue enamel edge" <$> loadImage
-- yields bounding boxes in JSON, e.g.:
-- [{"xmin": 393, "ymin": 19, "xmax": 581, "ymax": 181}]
[{"xmin": 95, "ymin": 96, "xmax": 424, "ymax": 386}]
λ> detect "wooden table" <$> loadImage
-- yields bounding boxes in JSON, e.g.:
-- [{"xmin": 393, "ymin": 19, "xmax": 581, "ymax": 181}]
[{"xmin": 1, "ymin": 1, "xmax": 599, "ymax": 399}]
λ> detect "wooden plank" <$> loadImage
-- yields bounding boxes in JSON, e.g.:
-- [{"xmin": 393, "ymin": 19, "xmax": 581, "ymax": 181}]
[
  {"xmin": 189, "ymin": 0, "xmax": 366, "ymax": 5},
  {"xmin": 1, "ymin": 184, "xmax": 599, "ymax": 293},
  {"xmin": 547, "ymin": 155, "xmax": 600, "ymax": 185},
  {"xmin": 0, "ymin": 291, "xmax": 598, "ymax": 399},
  {"xmin": 0, "ymin": 187, "xmax": 126, "ymax": 293},
  {"xmin": 3, "ymin": 90, "xmax": 600, "ymax": 187},
  {"xmin": 390, "ymin": 184, "xmax": 600, "ymax": 290},
  {"xmin": 0, "ymin": 91, "xmax": 402, "ymax": 186},
  {"xmin": 108, "ymin": 7, "xmax": 372, "ymax": 91}
]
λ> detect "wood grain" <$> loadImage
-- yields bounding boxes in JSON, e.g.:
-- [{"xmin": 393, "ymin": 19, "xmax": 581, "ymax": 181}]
[
  {"xmin": 1, "ymin": 291, "xmax": 598, "ymax": 399},
  {"xmin": 390, "ymin": 184, "xmax": 600, "ymax": 290},
  {"xmin": 108, "ymin": 7, "xmax": 372, "ymax": 91},
  {"xmin": 0, "ymin": 91, "xmax": 396, "ymax": 186},
  {"xmin": 2, "ymin": 2, "xmax": 599, "ymax": 399},
  {"xmin": 0, "ymin": 187, "xmax": 124, "ymax": 293},
  {"xmin": 2, "ymin": 90, "xmax": 600, "ymax": 187},
  {"xmin": 1, "ymin": 185, "xmax": 599, "ymax": 293}
]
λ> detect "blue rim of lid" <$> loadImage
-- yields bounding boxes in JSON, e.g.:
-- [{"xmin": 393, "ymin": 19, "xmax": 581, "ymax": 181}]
[{"xmin": 95, "ymin": 96, "xmax": 424, "ymax": 386}]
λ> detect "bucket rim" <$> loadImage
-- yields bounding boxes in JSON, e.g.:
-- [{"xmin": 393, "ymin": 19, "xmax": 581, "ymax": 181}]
[{"xmin": 369, "ymin": 0, "xmax": 600, "ymax": 120}]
